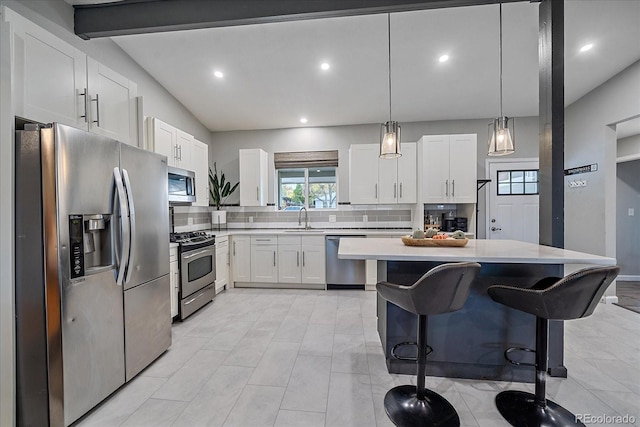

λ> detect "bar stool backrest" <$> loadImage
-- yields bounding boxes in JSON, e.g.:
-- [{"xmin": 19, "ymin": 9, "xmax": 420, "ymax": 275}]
[{"xmin": 407, "ymin": 262, "xmax": 481, "ymax": 315}]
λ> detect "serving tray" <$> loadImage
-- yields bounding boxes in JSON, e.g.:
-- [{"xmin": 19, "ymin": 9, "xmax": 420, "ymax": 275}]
[{"xmin": 401, "ymin": 236, "xmax": 469, "ymax": 247}]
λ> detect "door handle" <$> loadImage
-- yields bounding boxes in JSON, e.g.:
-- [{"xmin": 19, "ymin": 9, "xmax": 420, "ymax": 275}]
[
  {"xmin": 113, "ymin": 167, "xmax": 130, "ymax": 287},
  {"xmin": 375, "ymin": 183, "xmax": 378, "ymax": 199},
  {"xmin": 256, "ymin": 186, "xmax": 259, "ymax": 202},
  {"xmin": 400, "ymin": 182, "xmax": 403, "ymax": 198},
  {"xmin": 178, "ymin": 145, "xmax": 182, "ymax": 161},
  {"xmin": 452, "ymin": 179, "xmax": 455, "ymax": 197},
  {"xmin": 122, "ymin": 169, "xmax": 136, "ymax": 284},
  {"xmin": 233, "ymin": 241, "xmax": 236, "ymax": 256},
  {"xmin": 91, "ymin": 94, "xmax": 100, "ymax": 127},
  {"xmin": 273, "ymin": 251, "xmax": 276, "ymax": 266},
  {"xmin": 183, "ymin": 248, "xmax": 213, "ymax": 259},
  {"xmin": 394, "ymin": 183, "xmax": 397, "ymax": 199},
  {"xmin": 491, "ymin": 227, "xmax": 502, "ymax": 231},
  {"xmin": 303, "ymin": 251, "xmax": 305, "ymax": 267},
  {"xmin": 297, "ymin": 251, "xmax": 300, "ymax": 267},
  {"xmin": 445, "ymin": 180, "xmax": 449, "ymax": 196},
  {"xmin": 79, "ymin": 88, "xmax": 88, "ymax": 122}
]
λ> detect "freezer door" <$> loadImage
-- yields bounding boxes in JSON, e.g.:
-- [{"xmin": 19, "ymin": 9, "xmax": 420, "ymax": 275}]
[
  {"xmin": 124, "ymin": 274, "xmax": 172, "ymax": 381},
  {"xmin": 120, "ymin": 144, "xmax": 170, "ymax": 289}
]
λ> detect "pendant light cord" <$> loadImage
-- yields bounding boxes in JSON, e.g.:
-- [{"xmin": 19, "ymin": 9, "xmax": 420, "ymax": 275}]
[
  {"xmin": 388, "ymin": 13, "xmax": 392, "ymax": 122},
  {"xmin": 499, "ymin": 3, "xmax": 503, "ymax": 118}
]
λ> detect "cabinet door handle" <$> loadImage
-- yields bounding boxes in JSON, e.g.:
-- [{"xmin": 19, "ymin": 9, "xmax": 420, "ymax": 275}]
[
  {"xmin": 256, "ymin": 186, "xmax": 259, "ymax": 202},
  {"xmin": 297, "ymin": 251, "xmax": 300, "ymax": 267},
  {"xmin": 233, "ymin": 241, "xmax": 236, "ymax": 256},
  {"xmin": 303, "ymin": 251, "xmax": 305, "ymax": 267},
  {"xmin": 375, "ymin": 183, "xmax": 378, "ymax": 199},
  {"xmin": 178, "ymin": 145, "xmax": 182, "ymax": 161},
  {"xmin": 79, "ymin": 88, "xmax": 88, "ymax": 122},
  {"xmin": 394, "ymin": 183, "xmax": 397, "ymax": 199},
  {"xmin": 91, "ymin": 94, "xmax": 100, "ymax": 127},
  {"xmin": 445, "ymin": 179, "xmax": 449, "ymax": 197},
  {"xmin": 273, "ymin": 251, "xmax": 276, "ymax": 266},
  {"xmin": 452, "ymin": 179, "xmax": 455, "ymax": 197},
  {"xmin": 174, "ymin": 144, "xmax": 179, "ymax": 160}
]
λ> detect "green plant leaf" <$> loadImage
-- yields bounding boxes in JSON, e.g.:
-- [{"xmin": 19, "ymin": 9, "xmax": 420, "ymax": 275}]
[{"xmin": 209, "ymin": 162, "xmax": 239, "ymax": 209}]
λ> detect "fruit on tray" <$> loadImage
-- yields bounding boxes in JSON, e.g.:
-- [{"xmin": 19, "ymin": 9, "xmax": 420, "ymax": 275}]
[
  {"xmin": 452, "ymin": 230, "xmax": 466, "ymax": 239},
  {"xmin": 432, "ymin": 234, "xmax": 448, "ymax": 240},
  {"xmin": 412, "ymin": 229, "xmax": 425, "ymax": 239},
  {"xmin": 425, "ymin": 228, "xmax": 439, "ymax": 238}
]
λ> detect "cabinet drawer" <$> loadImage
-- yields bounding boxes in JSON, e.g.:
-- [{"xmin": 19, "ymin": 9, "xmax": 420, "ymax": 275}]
[
  {"xmin": 302, "ymin": 236, "xmax": 325, "ymax": 246},
  {"xmin": 251, "ymin": 235, "xmax": 278, "ymax": 245},
  {"xmin": 278, "ymin": 235, "xmax": 301, "ymax": 245}
]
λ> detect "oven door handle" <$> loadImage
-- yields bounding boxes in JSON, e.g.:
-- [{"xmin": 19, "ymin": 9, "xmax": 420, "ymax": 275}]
[{"xmin": 183, "ymin": 248, "xmax": 214, "ymax": 259}]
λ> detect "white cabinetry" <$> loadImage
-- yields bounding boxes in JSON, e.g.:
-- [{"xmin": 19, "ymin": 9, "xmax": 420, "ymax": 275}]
[
  {"xmin": 350, "ymin": 143, "xmax": 416, "ymax": 204},
  {"xmin": 231, "ymin": 235, "xmax": 251, "ymax": 283},
  {"xmin": 277, "ymin": 236, "xmax": 325, "ymax": 285},
  {"xmin": 147, "ymin": 117, "xmax": 195, "ymax": 171},
  {"xmin": 169, "ymin": 246, "xmax": 179, "ymax": 319},
  {"xmin": 192, "ymin": 139, "xmax": 209, "ymax": 207},
  {"xmin": 418, "ymin": 134, "xmax": 477, "ymax": 203},
  {"xmin": 8, "ymin": 9, "xmax": 138, "ymax": 145},
  {"xmin": 250, "ymin": 236, "xmax": 278, "ymax": 283},
  {"xmin": 215, "ymin": 236, "xmax": 229, "ymax": 293},
  {"xmin": 239, "ymin": 149, "xmax": 268, "ymax": 206}
]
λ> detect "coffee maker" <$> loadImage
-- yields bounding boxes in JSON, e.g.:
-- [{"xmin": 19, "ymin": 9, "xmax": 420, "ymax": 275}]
[{"xmin": 442, "ymin": 211, "xmax": 456, "ymax": 232}]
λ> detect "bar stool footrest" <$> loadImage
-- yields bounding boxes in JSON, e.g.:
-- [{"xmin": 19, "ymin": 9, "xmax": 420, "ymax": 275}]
[
  {"xmin": 495, "ymin": 390, "xmax": 585, "ymax": 427},
  {"xmin": 504, "ymin": 346, "xmax": 536, "ymax": 367},
  {"xmin": 391, "ymin": 342, "xmax": 432, "ymax": 362},
  {"xmin": 384, "ymin": 384, "xmax": 460, "ymax": 427}
]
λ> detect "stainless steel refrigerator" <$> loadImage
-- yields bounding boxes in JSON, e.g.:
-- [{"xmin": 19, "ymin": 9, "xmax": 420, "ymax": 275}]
[{"xmin": 15, "ymin": 123, "xmax": 171, "ymax": 426}]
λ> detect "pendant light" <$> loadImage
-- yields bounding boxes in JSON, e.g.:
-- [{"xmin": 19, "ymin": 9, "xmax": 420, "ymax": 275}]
[
  {"xmin": 380, "ymin": 13, "xmax": 401, "ymax": 159},
  {"xmin": 488, "ymin": 3, "xmax": 515, "ymax": 156}
]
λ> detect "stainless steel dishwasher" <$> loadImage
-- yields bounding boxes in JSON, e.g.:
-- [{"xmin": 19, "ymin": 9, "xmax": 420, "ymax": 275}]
[{"xmin": 326, "ymin": 235, "xmax": 366, "ymax": 289}]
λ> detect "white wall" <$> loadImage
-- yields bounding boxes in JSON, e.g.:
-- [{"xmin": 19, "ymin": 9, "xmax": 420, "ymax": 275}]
[
  {"xmin": 617, "ymin": 133, "xmax": 640, "ymax": 161},
  {"xmin": 209, "ymin": 116, "xmax": 540, "ymax": 237},
  {"xmin": 0, "ymin": 0, "xmax": 212, "ymax": 143},
  {"xmin": 565, "ymin": 60, "xmax": 640, "ymax": 264}
]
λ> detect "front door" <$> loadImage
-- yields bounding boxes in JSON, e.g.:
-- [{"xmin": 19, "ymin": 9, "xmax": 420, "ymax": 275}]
[{"xmin": 487, "ymin": 159, "xmax": 540, "ymax": 243}]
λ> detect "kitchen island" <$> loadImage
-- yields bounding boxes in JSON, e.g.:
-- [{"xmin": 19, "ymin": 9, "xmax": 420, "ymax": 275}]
[{"xmin": 339, "ymin": 238, "xmax": 616, "ymax": 382}]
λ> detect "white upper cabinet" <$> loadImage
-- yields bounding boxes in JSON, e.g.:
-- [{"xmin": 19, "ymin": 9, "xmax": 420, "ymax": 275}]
[
  {"xmin": 86, "ymin": 58, "xmax": 137, "ymax": 145},
  {"xmin": 418, "ymin": 134, "xmax": 477, "ymax": 203},
  {"xmin": 8, "ymin": 9, "xmax": 139, "ymax": 145},
  {"xmin": 350, "ymin": 143, "xmax": 416, "ymax": 205},
  {"xmin": 239, "ymin": 149, "xmax": 268, "ymax": 206},
  {"xmin": 349, "ymin": 144, "xmax": 379, "ymax": 204},
  {"xmin": 147, "ymin": 117, "xmax": 195, "ymax": 171},
  {"xmin": 192, "ymin": 139, "xmax": 209, "ymax": 207}
]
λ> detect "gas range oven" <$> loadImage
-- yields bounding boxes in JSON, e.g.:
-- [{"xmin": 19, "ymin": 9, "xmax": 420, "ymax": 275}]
[{"xmin": 170, "ymin": 232, "xmax": 216, "ymax": 320}]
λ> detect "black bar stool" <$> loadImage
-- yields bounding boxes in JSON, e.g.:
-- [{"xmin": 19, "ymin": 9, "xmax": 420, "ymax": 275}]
[
  {"xmin": 487, "ymin": 265, "xmax": 620, "ymax": 427},
  {"xmin": 376, "ymin": 262, "xmax": 481, "ymax": 427}
]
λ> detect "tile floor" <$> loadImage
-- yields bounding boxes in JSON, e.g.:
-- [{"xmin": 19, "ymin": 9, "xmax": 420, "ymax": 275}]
[{"xmin": 77, "ymin": 288, "xmax": 640, "ymax": 427}]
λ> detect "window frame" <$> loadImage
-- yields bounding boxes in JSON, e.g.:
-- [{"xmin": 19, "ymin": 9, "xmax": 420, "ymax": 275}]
[
  {"xmin": 496, "ymin": 169, "xmax": 539, "ymax": 196},
  {"xmin": 276, "ymin": 166, "xmax": 338, "ymax": 210}
]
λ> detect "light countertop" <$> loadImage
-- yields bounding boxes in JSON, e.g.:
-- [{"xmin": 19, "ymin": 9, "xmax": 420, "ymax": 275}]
[
  {"xmin": 202, "ymin": 228, "xmax": 414, "ymax": 238},
  {"xmin": 338, "ymin": 237, "xmax": 616, "ymax": 265}
]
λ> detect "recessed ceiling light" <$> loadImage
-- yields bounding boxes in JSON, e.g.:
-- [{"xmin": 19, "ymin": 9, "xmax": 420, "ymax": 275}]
[
  {"xmin": 320, "ymin": 62, "xmax": 330, "ymax": 71},
  {"xmin": 213, "ymin": 70, "xmax": 224, "ymax": 78},
  {"xmin": 300, "ymin": 117, "xmax": 308, "ymax": 124},
  {"xmin": 579, "ymin": 43, "xmax": 593, "ymax": 53},
  {"xmin": 439, "ymin": 54, "xmax": 449, "ymax": 63}
]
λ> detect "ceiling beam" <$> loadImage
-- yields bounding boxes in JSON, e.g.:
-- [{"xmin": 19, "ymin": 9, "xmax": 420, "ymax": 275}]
[{"xmin": 73, "ymin": 0, "xmax": 525, "ymax": 39}]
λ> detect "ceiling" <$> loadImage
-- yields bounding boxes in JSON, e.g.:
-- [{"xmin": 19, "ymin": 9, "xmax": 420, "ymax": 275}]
[{"xmin": 109, "ymin": 0, "xmax": 640, "ymax": 132}]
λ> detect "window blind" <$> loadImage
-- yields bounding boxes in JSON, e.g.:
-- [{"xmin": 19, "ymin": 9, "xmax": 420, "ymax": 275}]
[{"xmin": 274, "ymin": 150, "xmax": 338, "ymax": 169}]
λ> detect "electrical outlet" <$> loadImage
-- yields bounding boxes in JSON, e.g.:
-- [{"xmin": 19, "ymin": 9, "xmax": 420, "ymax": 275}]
[
  {"xmin": 248, "ymin": 216, "xmax": 253, "ymax": 223},
  {"xmin": 629, "ymin": 208, "xmax": 635, "ymax": 217},
  {"xmin": 329, "ymin": 215, "xmax": 336, "ymax": 223},
  {"xmin": 363, "ymin": 215, "xmax": 368, "ymax": 224}
]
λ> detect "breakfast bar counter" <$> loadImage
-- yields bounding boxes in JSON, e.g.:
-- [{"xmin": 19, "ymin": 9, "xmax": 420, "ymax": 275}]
[{"xmin": 339, "ymin": 238, "xmax": 616, "ymax": 382}]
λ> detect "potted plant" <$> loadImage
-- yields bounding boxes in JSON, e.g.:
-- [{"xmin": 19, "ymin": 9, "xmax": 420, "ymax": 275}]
[{"xmin": 209, "ymin": 162, "xmax": 239, "ymax": 227}]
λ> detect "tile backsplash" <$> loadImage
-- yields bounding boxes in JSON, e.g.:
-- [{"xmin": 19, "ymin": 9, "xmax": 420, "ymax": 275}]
[{"xmin": 172, "ymin": 205, "xmax": 412, "ymax": 232}]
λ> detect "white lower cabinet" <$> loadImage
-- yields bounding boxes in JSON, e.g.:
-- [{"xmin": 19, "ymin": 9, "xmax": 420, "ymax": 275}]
[
  {"xmin": 215, "ymin": 236, "xmax": 229, "ymax": 293},
  {"xmin": 169, "ymin": 247, "xmax": 179, "ymax": 319},
  {"xmin": 231, "ymin": 235, "xmax": 251, "ymax": 283},
  {"xmin": 250, "ymin": 236, "xmax": 278, "ymax": 283},
  {"xmin": 278, "ymin": 236, "xmax": 325, "ymax": 285}
]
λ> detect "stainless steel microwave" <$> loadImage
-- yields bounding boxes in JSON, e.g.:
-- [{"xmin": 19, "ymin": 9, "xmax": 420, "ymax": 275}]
[{"xmin": 168, "ymin": 166, "xmax": 196, "ymax": 204}]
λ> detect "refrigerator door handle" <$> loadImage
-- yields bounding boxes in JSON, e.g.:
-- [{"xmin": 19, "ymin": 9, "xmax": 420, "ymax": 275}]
[
  {"xmin": 113, "ymin": 167, "xmax": 130, "ymax": 286},
  {"xmin": 122, "ymin": 169, "xmax": 136, "ymax": 284}
]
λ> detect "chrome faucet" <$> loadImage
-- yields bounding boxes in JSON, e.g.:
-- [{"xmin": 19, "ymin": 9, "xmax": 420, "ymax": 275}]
[{"xmin": 298, "ymin": 207, "xmax": 310, "ymax": 229}]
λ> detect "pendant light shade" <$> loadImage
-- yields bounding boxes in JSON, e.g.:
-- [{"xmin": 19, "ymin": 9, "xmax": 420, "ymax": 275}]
[
  {"xmin": 380, "ymin": 14, "xmax": 401, "ymax": 159},
  {"xmin": 380, "ymin": 121, "xmax": 401, "ymax": 158},
  {"xmin": 488, "ymin": 3, "xmax": 515, "ymax": 157}
]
